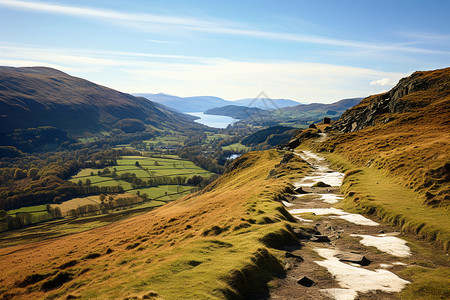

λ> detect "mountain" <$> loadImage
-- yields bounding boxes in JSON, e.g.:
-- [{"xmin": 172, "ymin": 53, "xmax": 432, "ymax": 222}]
[
  {"xmin": 0, "ymin": 67, "xmax": 199, "ymax": 135},
  {"xmin": 233, "ymin": 98, "xmax": 301, "ymax": 109},
  {"xmin": 135, "ymin": 93, "xmax": 302, "ymax": 113},
  {"xmin": 204, "ymin": 105, "xmax": 265, "ymax": 119},
  {"xmin": 234, "ymin": 97, "xmax": 363, "ymax": 126},
  {"xmin": 321, "ymin": 68, "xmax": 450, "ymax": 207},
  {"xmin": 134, "ymin": 93, "xmax": 230, "ymax": 112},
  {"xmin": 281, "ymin": 97, "xmax": 363, "ymax": 116},
  {"xmin": 240, "ymin": 125, "xmax": 297, "ymax": 147}
]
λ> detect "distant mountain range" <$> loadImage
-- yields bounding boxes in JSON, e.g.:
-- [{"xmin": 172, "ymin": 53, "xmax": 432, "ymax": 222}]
[
  {"xmin": 134, "ymin": 93, "xmax": 301, "ymax": 112},
  {"xmin": 205, "ymin": 97, "xmax": 364, "ymax": 126},
  {"xmin": 0, "ymin": 67, "xmax": 200, "ymax": 135}
]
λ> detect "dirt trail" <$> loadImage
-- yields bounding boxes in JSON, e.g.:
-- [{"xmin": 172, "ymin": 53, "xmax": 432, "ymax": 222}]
[{"xmin": 269, "ymin": 151, "xmax": 415, "ymax": 300}]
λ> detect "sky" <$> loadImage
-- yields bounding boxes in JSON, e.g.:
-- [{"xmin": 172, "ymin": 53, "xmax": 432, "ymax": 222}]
[{"xmin": 0, "ymin": 0, "xmax": 449, "ymax": 103}]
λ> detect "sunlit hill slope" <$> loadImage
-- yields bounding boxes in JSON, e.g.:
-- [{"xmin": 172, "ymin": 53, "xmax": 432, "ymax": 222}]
[
  {"xmin": 0, "ymin": 66, "xmax": 199, "ymax": 135},
  {"xmin": 0, "ymin": 150, "xmax": 309, "ymax": 299},
  {"xmin": 319, "ymin": 67, "xmax": 449, "ymax": 208}
]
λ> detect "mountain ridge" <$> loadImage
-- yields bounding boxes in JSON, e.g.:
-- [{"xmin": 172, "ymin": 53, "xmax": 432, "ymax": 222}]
[
  {"xmin": 0, "ymin": 67, "xmax": 200, "ymax": 135},
  {"xmin": 135, "ymin": 93, "xmax": 302, "ymax": 112}
]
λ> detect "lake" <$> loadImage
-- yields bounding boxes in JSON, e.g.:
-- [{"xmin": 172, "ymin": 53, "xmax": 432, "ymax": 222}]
[{"xmin": 187, "ymin": 112, "xmax": 238, "ymax": 129}]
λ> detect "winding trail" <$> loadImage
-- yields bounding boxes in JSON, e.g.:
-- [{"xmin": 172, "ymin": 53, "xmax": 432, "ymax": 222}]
[{"xmin": 269, "ymin": 151, "xmax": 412, "ymax": 300}]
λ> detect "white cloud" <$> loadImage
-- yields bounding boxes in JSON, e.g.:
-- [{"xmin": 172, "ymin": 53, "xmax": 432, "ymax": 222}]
[
  {"xmin": 370, "ymin": 78, "xmax": 396, "ymax": 86},
  {"xmin": 0, "ymin": 44, "xmax": 408, "ymax": 102},
  {"xmin": 1, "ymin": 0, "xmax": 448, "ymax": 55}
]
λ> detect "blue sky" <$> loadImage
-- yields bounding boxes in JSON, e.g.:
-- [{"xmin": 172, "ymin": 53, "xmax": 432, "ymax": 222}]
[{"xmin": 1, "ymin": 0, "xmax": 449, "ymax": 103}]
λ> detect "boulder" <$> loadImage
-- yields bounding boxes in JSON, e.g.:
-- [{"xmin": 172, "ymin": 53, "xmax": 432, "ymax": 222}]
[
  {"xmin": 335, "ymin": 252, "xmax": 371, "ymax": 266},
  {"xmin": 297, "ymin": 276, "xmax": 315, "ymax": 287},
  {"xmin": 285, "ymin": 252, "xmax": 304, "ymax": 262},
  {"xmin": 310, "ymin": 235, "xmax": 330, "ymax": 242},
  {"xmin": 294, "ymin": 187, "xmax": 308, "ymax": 194}
]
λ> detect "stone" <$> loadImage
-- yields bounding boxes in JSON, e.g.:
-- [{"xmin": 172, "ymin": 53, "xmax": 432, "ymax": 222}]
[
  {"xmin": 335, "ymin": 252, "xmax": 371, "ymax": 266},
  {"xmin": 310, "ymin": 235, "xmax": 331, "ymax": 242},
  {"xmin": 297, "ymin": 276, "xmax": 315, "ymax": 287},
  {"xmin": 294, "ymin": 187, "xmax": 308, "ymax": 194},
  {"xmin": 309, "ymin": 123, "xmax": 317, "ymax": 129},
  {"xmin": 285, "ymin": 252, "xmax": 304, "ymax": 262},
  {"xmin": 293, "ymin": 228, "xmax": 312, "ymax": 239},
  {"xmin": 323, "ymin": 117, "xmax": 331, "ymax": 124}
]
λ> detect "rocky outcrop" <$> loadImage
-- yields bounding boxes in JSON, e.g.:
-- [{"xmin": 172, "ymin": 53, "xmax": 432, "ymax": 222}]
[{"xmin": 332, "ymin": 68, "xmax": 450, "ymax": 132}]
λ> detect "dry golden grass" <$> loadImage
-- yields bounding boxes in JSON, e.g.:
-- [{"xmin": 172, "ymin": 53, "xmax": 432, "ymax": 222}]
[
  {"xmin": 318, "ymin": 68, "xmax": 450, "ymax": 207},
  {"xmin": 0, "ymin": 150, "xmax": 309, "ymax": 299}
]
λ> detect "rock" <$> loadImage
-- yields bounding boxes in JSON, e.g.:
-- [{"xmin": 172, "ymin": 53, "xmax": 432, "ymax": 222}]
[
  {"xmin": 309, "ymin": 123, "xmax": 317, "ymax": 129},
  {"xmin": 335, "ymin": 252, "xmax": 371, "ymax": 266},
  {"xmin": 294, "ymin": 187, "xmax": 308, "ymax": 194},
  {"xmin": 297, "ymin": 276, "xmax": 315, "ymax": 287},
  {"xmin": 285, "ymin": 252, "xmax": 304, "ymax": 262},
  {"xmin": 310, "ymin": 235, "xmax": 330, "ymax": 242},
  {"xmin": 142, "ymin": 291, "xmax": 159, "ymax": 299},
  {"xmin": 323, "ymin": 117, "xmax": 331, "ymax": 124},
  {"xmin": 312, "ymin": 181, "xmax": 331, "ymax": 187},
  {"xmin": 284, "ymin": 195, "xmax": 296, "ymax": 202},
  {"xmin": 292, "ymin": 227, "xmax": 312, "ymax": 239},
  {"xmin": 284, "ymin": 262, "xmax": 292, "ymax": 270}
]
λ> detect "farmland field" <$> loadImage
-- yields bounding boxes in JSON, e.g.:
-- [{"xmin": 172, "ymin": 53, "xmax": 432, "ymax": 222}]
[
  {"xmin": 222, "ymin": 142, "xmax": 250, "ymax": 151},
  {"xmin": 70, "ymin": 155, "xmax": 213, "ymax": 197}
]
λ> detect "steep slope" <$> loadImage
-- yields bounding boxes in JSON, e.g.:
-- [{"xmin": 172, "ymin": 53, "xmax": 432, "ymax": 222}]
[
  {"xmin": 319, "ymin": 67, "xmax": 450, "ymax": 207},
  {"xmin": 0, "ymin": 67, "xmax": 199, "ymax": 135},
  {"xmin": 0, "ymin": 150, "xmax": 309, "ymax": 299}
]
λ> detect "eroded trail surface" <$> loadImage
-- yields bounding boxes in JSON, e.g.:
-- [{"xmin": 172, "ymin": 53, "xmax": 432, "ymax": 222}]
[{"xmin": 269, "ymin": 151, "xmax": 413, "ymax": 300}]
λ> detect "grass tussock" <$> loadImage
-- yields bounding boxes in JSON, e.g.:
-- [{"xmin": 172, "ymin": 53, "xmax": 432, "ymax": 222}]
[
  {"xmin": 0, "ymin": 149, "xmax": 309, "ymax": 299},
  {"xmin": 399, "ymin": 266, "xmax": 450, "ymax": 300}
]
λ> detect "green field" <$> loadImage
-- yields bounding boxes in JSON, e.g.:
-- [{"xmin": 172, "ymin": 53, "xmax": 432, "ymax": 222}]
[
  {"xmin": 145, "ymin": 135, "xmax": 185, "ymax": 146},
  {"xmin": 222, "ymin": 142, "xmax": 250, "ymax": 151},
  {"xmin": 6, "ymin": 205, "xmax": 49, "ymax": 218},
  {"xmin": 70, "ymin": 155, "xmax": 213, "ymax": 198}
]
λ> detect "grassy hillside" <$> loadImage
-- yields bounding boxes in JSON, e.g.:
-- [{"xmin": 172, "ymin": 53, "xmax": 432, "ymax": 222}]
[
  {"xmin": 0, "ymin": 150, "xmax": 310, "ymax": 299},
  {"xmin": 284, "ymin": 68, "xmax": 450, "ymax": 250},
  {"xmin": 319, "ymin": 68, "xmax": 450, "ymax": 208},
  {"xmin": 0, "ymin": 67, "xmax": 200, "ymax": 135}
]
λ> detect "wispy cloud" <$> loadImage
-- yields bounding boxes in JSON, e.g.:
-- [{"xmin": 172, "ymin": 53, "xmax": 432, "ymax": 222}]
[
  {"xmin": 147, "ymin": 39, "xmax": 179, "ymax": 44},
  {"xmin": 0, "ymin": 43, "xmax": 408, "ymax": 101},
  {"xmin": 1, "ymin": 0, "xmax": 448, "ymax": 55},
  {"xmin": 370, "ymin": 78, "xmax": 397, "ymax": 86}
]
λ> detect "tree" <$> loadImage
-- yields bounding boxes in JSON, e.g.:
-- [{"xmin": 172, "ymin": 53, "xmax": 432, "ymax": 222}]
[
  {"xmin": 99, "ymin": 194, "xmax": 106, "ymax": 202},
  {"xmin": 135, "ymin": 161, "xmax": 141, "ymax": 167},
  {"xmin": 85, "ymin": 179, "xmax": 92, "ymax": 185},
  {"xmin": 27, "ymin": 168, "xmax": 39, "ymax": 180},
  {"xmin": 14, "ymin": 169, "xmax": 27, "ymax": 180}
]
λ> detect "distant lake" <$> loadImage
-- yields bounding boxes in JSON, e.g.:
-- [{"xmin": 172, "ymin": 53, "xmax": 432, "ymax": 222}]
[{"xmin": 187, "ymin": 112, "xmax": 238, "ymax": 129}]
